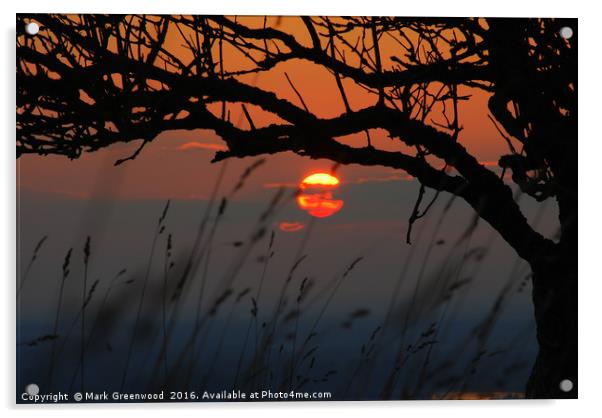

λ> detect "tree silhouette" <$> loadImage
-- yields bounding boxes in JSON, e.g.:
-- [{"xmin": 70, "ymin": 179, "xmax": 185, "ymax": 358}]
[{"xmin": 16, "ymin": 15, "xmax": 577, "ymax": 398}]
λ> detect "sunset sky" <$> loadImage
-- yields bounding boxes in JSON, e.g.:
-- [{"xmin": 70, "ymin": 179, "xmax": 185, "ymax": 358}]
[
  {"xmin": 18, "ymin": 16, "xmax": 510, "ymax": 203},
  {"xmin": 17, "ymin": 15, "xmax": 561, "ymax": 399},
  {"xmin": 17, "ymin": 15, "xmax": 559, "ymax": 321}
]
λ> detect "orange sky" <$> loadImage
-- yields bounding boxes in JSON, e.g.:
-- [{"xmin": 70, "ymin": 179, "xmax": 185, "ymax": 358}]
[{"xmin": 18, "ymin": 16, "xmax": 510, "ymax": 201}]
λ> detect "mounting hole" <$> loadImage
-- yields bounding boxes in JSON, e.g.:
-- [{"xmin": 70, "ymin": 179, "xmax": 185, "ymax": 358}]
[
  {"xmin": 25, "ymin": 383, "xmax": 39, "ymax": 396},
  {"xmin": 559, "ymin": 26, "xmax": 573, "ymax": 40},
  {"xmin": 24, "ymin": 22, "xmax": 39, "ymax": 36},
  {"xmin": 559, "ymin": 379, "xmax": 574, "ymax": 392}
]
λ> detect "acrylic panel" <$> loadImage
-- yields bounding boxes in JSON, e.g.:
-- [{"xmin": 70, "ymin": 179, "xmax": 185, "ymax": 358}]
[{"xmin": 16, "ymin": 15, "xmax": 577, "ymax": 403}]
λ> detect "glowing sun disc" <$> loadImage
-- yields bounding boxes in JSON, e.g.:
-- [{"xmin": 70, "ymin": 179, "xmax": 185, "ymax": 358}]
[
  {"xmin": 297, "ymin": 172, "xmax": 344, "ymax": 218},
  {"xmin": 300, "ymin": 172, "xmax": 340, "ymax": 189}
]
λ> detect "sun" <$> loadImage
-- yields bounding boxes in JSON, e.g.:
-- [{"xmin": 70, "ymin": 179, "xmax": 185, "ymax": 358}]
[
  {"xmin": 300, "ymin": 172, "xmax": 340, "ymax": 189},
  {"xmin": 297, "ymin": 172, "xmax": 344, "ymax": 218}
]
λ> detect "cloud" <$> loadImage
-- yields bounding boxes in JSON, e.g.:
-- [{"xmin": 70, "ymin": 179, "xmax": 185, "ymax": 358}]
[
  {"xmin": 480, "ymin": 160, "xmax": 500, "ymax": 167},
  {"xmin": 176, "ymin": 141, "xmax": 227, "ymax": 151},
  {"xmin": 263, "ymin": 173, "xmax": 411, "ymax": 190},
  {"xmin": 18, "ymin": 187, "xmax": 91, "ymax": 200},
  {"xmin": 350, "ymin": 173, "xmax": 412, "ymax": 184},
  {"xmin": 278, "ymin": 221, "xmax": 305, "ymax": 233},
  {"xmin": 264, "ymin": 182, "xmax": 298, "ymax": 189}
]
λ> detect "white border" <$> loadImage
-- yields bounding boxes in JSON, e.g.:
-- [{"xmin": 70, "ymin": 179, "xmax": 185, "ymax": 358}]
[{"xmin": 3, "ymin": 1, "xmax": 600, "ymax": 417}]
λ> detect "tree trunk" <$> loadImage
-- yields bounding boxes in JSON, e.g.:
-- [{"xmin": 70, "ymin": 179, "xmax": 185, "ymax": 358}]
[
  {"xmin": 526, "ymin": 243, "xmax": 577, "ymax": 398},
  {"xmin": 485, "ymin": 18, "xmax": 578, "ymax": 399}
]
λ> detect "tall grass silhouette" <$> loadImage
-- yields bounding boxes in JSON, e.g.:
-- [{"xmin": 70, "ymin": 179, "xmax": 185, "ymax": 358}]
[{"xmin": 17, "ymin": 162, "xmax": 541, "ymax": 401}]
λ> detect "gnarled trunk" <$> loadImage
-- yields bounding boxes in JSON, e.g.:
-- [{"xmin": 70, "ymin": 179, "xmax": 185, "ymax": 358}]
[{"xmin": 527, "ymin": 237, "xmax": 577, "ymax": 398}]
